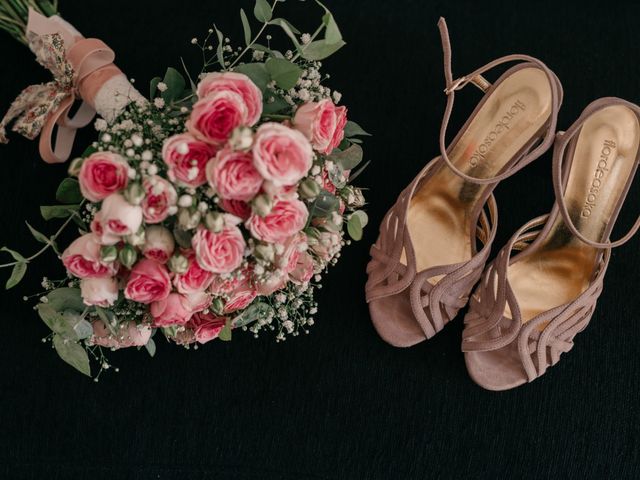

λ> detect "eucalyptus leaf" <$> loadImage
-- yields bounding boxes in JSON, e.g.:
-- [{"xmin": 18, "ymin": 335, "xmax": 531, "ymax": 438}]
[
  {"xmin": 56, "ymin": 178, "xmax": 83, "ymax": 204},
  {"xmin": 46, "ymin": 288, "xmax": 86, "ymax": 313},
  {"xmin": 240, "ymin": 8, "xmax": 252, "ymax": 46},
  {"xmin": 233, "ymin": 62, "xmax": 270, "ymax": 91},
  {"xmin": 161, "ymin": 67, "xmax": 186, "ymax": 103},
  {"xmin": 149, "ymin": 76, "xmax": 161, "ymax": 99},
  {"xmin": 37, "ymin": 303, "xmax": 66, "ymax": 333},
  {"xmin": 344, "ymin": 120, "xmax": 371, "ymax": 137},
  {"xmin": 348, "ymin": 160, "xmax": 371, "ymax": 182},
  {"xmin": 53, "ymin": 334, "xmax": 91, "ymax": 377},
  {"xmin": 309, "ymin": 190, "xmax": 340, "ymax": 219},
  {"xmin": 253, "ymin": 0, "xmax": 272, "ymax": 23},
  {"xmin": 25, "ymin": 222, "xmax": 50, "ymax": 245},
  {"xmin": 145, "ymin": 337, "xmax": 156, "ymax": 357},
  {"xmin": 1, "ymin": 247, "xmax": 25, "ymax": 262},
  {"xmin": 40, "ymin": 204, "xmax": 79, "ymax": 221},
  {"xmin": 269, "ymin": 18, "xmax": 301, "ymax": 34},
  {"xmin": 328, "ymin": 163, "xmax": 347, "ymax": 189},
  {"xmin": 5, "ymin": 261, "xmax": 26, "ymax": 289},
  {"xmin": 262, "ymin": 94, "xmax": 291, "ymax": 115},
  {"xmin": 214, "ymin": 25, "xmax": 225, "ymax": 67},
  {"xmin": 265, "ymin": 57, "xmax": 302, "ymax": 90},
  {"xmin": 232, "ymin": 302, "xmax": 273, "ymax": 328},
  {"xmin": 322, "ymin": 12, "xmax": 342, "ymax": 44},
  {"xmin": 300, "ymin": 39, "xmax": 345, "ymax": 61},
  {"xmin": 72, "ymin": 318, "xmax": 93, "ymax": 340},
  {"xmin": 347, "ymin": 211, "xmax": 368, "ymax": 241},
  {"xmin": 218, "ymin": 318, "xmax": 232, "ymax": 341},
  {"xmin": 329, "ymin": 144, "xmax": 363, "ymax": 170},
  {"xmin": 95, "ymin": 306, "xmax": 117, "ymax": 335}
]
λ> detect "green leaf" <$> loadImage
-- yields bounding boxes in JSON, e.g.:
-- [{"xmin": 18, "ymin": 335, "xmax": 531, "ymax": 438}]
[
  {"xmin": 72, "ymin": 318, "xmax": 93, "ymax": 340},
  {"xmin": 344, "ymin": 120, "xmax": 371, "ymax": 138},
  {"xmin": 52, "ymin": 334, "xmax": 91, "ymax": 377},
  {"xmin": 269, "ymin": 18, "xmax": 301, "ymax": 34},
  {"xmin": 322, "ymin": 13, "xmax": 342, "ymax": 44},
  {"xmin": 149, "ymin": 76, "xmax": 161, "ymax": 99},
  {"xmin": 1, "ymin": 247, "xmax": 25, "ymax": 262},
  {"xmin": 347, "ymin": 211, "xmax": 368, "ymax": 241},
  {"xmin": 55, "ymin": 178, "xmax": 83, "ymax": 204},
  {"xmin": 145, "ymin": 337, "xmax": 156, "ymax": 357},
  {"xmin": 25, "ymin": 222, "xmax": 50, "ymax": 245},
  {"xmin": 240, "ymin": 8, "xmax": 252, "ymax": 46},
  {"xmin": 348, "ymin": 159, "xmax": 371, "ymax": 182},
  {"xmin": 161, "ymin": 67, "xmax": 186, "ymax": 103},
  {"xmin": 214, "ymin": 25, "xmax": 225, "ymax": 67},
  {"xmin": 40, "ymin": 204, "xmax": 79, "ymax": 221},
  {"xmin": 37, "ymin": 303, "xmax": 66, "ymax": 333},
  {"xmin": 253, "ymin": 0, "xmax": 272, "ymax": 23},
  {"xmin": 300, "ymin": 39, "xmax": 346, "ymax": 61},
  {"xmin": 218, "ymin": 318, "xmax": 232, "ymax": 341},
  {"xmin": 232, "ymin": 302, "xmax": 273, "ymax": 328},
  {"xmin": 46, "ymin": 288, "xmax": 86, "ymax": 313},
  {"xmin": 262, "ymin": 94, "xmax": 291, "ymax": 115},
  {"xmin": 329, "ymin": 144, "xmax": 363, "ymax": 171},
  {"xmin": 6, "ymin": 261, "xmax": 26, "ymax": 289},
  {"xmin": 265, "ymin": 58, "xmax": 302, "ymax": 90},
  {"xmin": 309, "ymin": 190, "xmax": 340, "ymax": 219},
  {"xmin": 233, "ymin": 63, "xmax": 271, "ymax": 91},
  {"xmin": 95, "ymin": 306, "xmax": 117, "ymax": 335}
]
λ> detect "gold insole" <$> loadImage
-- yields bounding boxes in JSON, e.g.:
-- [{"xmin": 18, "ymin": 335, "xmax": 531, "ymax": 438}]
[
  {"xmin": 404, "ymin": 68, "xmax": 553, "ymax": 281},
  {"xmin": 507, "ymin": 105, "xmax": 640, "ymax": 323}
]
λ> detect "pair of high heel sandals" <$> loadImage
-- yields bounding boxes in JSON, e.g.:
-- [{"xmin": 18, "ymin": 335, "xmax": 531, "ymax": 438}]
[{"xmin": 365, "ymin": 18, "xmax": 640, "ymax": 391}]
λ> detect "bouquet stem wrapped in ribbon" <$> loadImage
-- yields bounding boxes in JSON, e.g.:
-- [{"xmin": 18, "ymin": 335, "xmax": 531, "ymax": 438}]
[{"xmin": 0, "ymin": 0, "xmax": 369, "ymax": 378}]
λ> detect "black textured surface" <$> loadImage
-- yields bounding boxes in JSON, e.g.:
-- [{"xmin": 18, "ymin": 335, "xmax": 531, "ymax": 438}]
[{"xmin": 1, "ymin": 1, "xmax": 639, "ymax": 478}]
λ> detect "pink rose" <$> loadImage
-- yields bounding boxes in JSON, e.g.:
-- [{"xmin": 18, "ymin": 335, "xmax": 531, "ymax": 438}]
[
  {"xmin": 206, "ymin": 147, "xmax": 263, "ymax": 201},
  {"xmin": 188, "ymin": 91, "xmax": 249, "ymax": 144},
  {"xmin": 197, "ymin": 72, "xmax": 263, "ymax": 125},
  {"xmin": 220, "ymin": 198, "xmax": 251, "ymax": 220},
  {"xmin": 252, "ymin": 123, "xmax": 313, "ymax": 186},
  {"xmin": 91, "ymin": 321, "xmax": 152, "ymax": 349},
  {"xmin": 80, "ymin": 277, "xmax": 119, "ymax": 307},
  {"xmin": 191, "ymin": 225, "xmax": 246, "ymax": 273},
  {"xmin": 289, "ymin": 251, "xmax": 314, "ymax": 284},
  {"xmin": 150, "ymin": 292, "xmax": 193, "ymax": 327},
  {"xmin": 100, "ymin": 193, "xmax": 143, "ymax": 237},
  {"xmin": 124, "ymin": 258, "xmax": 171, "ymax": 304},
  {"xmin": 293, "ymin": 99, "xmax": 347, "ymax": 154},
  {"xmin": 78, "ymin": 152, "xmax": 129, "ymax": 202},
  {"xmin": 222, "ymin": 271, "xmax": 257, "ymax": 313},
  {"xmin": 255, "ymin": 270, "xmax": 287, "ymax": 296},
  {"xmin": 162, "ymin": 133, "xmax": 217, "ymax": 187},
  {"xmin": 184, "ymin": 290, "xmax": 212, "ymax": 313},
  {"xmin": 141, "ymin": 176, "xmax": 177, "ymax": 224},
  {"xmin": 187, "ymin": 312, "xmax": 228, "ymax": 344},
  {"xmin": 142, "ymin": 225, "xmax": 175, "ymax": 264},
  {"xmin": 276, "ymin": 232, "xmax": 307, "ymax": 274},
  {"xmin": 62, "ymin": 233, "xmax": 117, "ymax": 278},
  {"xmin": 90, "ymin": 211, "xmax": 120, "ymax": 245},
  {"xmin": 246, "ymin": 197, "xmax": 309, "ymax": 243},
  {"xmin": 173, "ymin": 250, "xmax": 215, "ymax": 294}
]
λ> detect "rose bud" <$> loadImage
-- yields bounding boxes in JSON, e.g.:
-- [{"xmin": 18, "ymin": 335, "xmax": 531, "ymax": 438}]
[
  {"xmin": 100, "ymin": 245, "xmax": 118, "ymax": 263},
  {"xmin": 254, "ymin": 242, "xmax": 275, "ymax": 263},
  {"xmin": 168, "ymin": 253, "xmax": 189, "ymax": 274},
  {"xmin": 68, "ymin": 157, "xmax": 84, "ymax": 177},
  {"xmin": 100, "ymin": 193, "xmax": 143, "ymax": 238},
  {"xmin": 80, "ymin": 277, "xmax": 119, "ymax": 307},
  {"xmin": 210, "ymin": 297, "xmax": 225, "ymax": 315},
  {"xmin": 178, "ymin": 208, "xmax": 202, "ymax": 230},
  {"xmin": 142, "ymin": 225, "xmax": 175, "ymax": 264},
  {"xmin": 119, "ymin": 244, "xmax": 138, "ymax": 269},
  {"xmin": 251, "ymin": 193, "xmax": 273, "ymax": 217},
  {"xmin": 298, "ymin": 177, "xmax": 321, "ymax": 200},
  {"xmin": 229, "ymin": 126, "xmax": 254, "ymax": 151},
  {"xmin": 125, "ymin": 226, "xmax": 146, "ymax": 247},
  {"xmin": 124, "ymin": 182, "xmax": 145, "ymax": 205},
  {"xmin": 204, "ymin": 211, "xmax": 225, "ymax": 233}
]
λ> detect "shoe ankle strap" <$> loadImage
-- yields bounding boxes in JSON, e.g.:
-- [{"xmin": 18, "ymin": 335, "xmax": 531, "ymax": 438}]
[
  {"xmin": 552, "ymin": 98, "xmax": 640, "ymax": 249},
  {"xmin": 437, "ymin": 17, "xmax": 562, "ymax": 185}
]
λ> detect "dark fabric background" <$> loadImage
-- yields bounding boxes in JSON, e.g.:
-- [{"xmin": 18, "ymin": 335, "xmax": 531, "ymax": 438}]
[{"xmin": 1, "ymin": 0, "xmax": 639, "ymax": 478}]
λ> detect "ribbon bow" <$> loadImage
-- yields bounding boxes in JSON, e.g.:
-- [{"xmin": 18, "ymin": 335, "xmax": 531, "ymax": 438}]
[{"xmin": 0, "ymin": 10, "xmax": 117, "ymax": 163}]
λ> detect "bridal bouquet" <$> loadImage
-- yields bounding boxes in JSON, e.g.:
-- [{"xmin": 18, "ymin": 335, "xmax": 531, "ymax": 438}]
[{"xmin": 0, "ymin": 0, "xmax": 369, "ymax": 378}]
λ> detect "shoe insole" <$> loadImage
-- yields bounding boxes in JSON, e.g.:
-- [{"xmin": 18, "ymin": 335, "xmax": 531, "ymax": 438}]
[
  {"xmin": 404, "ymin": 68, "xmax": 553, "ymax": 280},
  {"xmin": 507, "ymin": 105, "xmax": 640, "ymax": 323}
]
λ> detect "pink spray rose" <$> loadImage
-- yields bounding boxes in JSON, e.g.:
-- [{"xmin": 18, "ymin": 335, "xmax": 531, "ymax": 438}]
[
  {"xmin": 183, "ymin": 290, "xmax": 212, "ymax": 313},
  {"xmin": 91, "ymin": 321, "xmax": 152, "ymax": 349},
  {"xmin": 289, "ymin": 251, "xmax": 315, "ymax": 284},
  {"xmin": 276, "ymin": 232, "xmax": 308, "ymax": 274},
  {"xmin": 62, "ymin": 233, "xmax": 117, "ymax": 278},
  {"xmin": 206, "ymin": 147, "xmax": 263, "ymax": 201},
  {"xmin": 197, "ymin": 72, "xmax": 263, "ymax": 126},
  {"xmin": 293, "ymin": 99, "xmax": 347, "ymax": 154},
  {"xmin": 78, "ymin": 152, "xmax": 129, "ymax": 202},
  {"xmin": 162, "ymin": 133, "xmax": 217, "ymax": 187},
  {"xmin": 100, "ymin": 193, "xmax": 143, "ymax": 237},
  {"xmin": 124, "ymin": 258, "xmax": 171, "ymax": 304},
  {"xmin": 141, "ymin": 176, "xmax": 177, "ymax": 224},
  {"xmin": 187, "ymin": 312, "xmax": 228, "ymax": 344},
  {"xmin": 150, "ymin": 292, "xmax": 193, "ymax": 327},
  {"xmin": 188, "ymin": 91, "xmax": 249, "ymax": 144},
  {"xmin": 142, "ymin": 225, "xmax": 175, "ymax": 264},
  {"xmin": 89, "ymin": 211, "xmax": 120, "ymax": 246},
  {"xmin": 246, "ymin": 197, "xmax": 309, "ymax": 243},
  {"xmin": 80, "ymin": 276, "xmax": 119, "ymax": 307},
  {"xmin": 252, "ymin": 123, "xmax": 313, "ymax": 186},
  {"xmin": 255, "ymin": 270, "xmax": 287, "ymax": 296},
  {"xmin": 221, "ymin": 269, "xmax": 257, "ymax": 313},
  {"xmin": 173, "ymin": 250, "xmax": 215, "ymax": 294},
  {"xmin": 191, "ymin": 225, "xmax": 246, "ymax": 274}
]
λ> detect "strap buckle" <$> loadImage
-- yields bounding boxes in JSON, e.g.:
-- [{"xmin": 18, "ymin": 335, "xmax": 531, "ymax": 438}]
[{"xmin": 444, "ymin": 76, "xmax": 467, "ymax": 95}]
